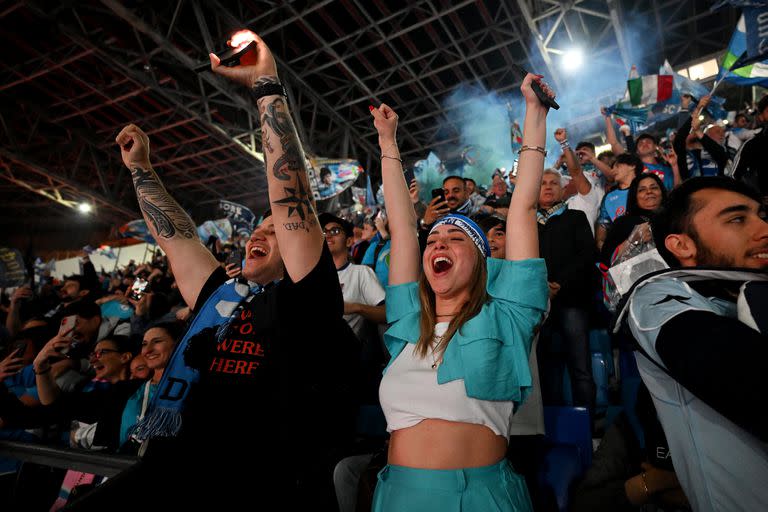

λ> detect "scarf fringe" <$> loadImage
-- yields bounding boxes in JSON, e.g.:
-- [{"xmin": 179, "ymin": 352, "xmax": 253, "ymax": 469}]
[{"xmin": 129, "ymin": 407, "xmax": 183, "ymax": 441}]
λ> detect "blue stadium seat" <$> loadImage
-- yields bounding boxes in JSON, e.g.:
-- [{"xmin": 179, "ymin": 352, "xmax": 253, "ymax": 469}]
[
  {"xmin": 589, "ymin": 329, "xmax": 614, "ymax": 376},
  {"xmin": 538, "ymin": 406, "xmax": 593, "ymax": 512},
  {"xmin": 591, "ymin": 352, "xmax": 610, "ymax": 409},
  {"xmin": 538, "ymin": 444, "xmax": 582, "ymax": 512},
  {"xmin": 619, "ymin": 351, "xmax": 644, "ymax": 447},
  {"xmin": 543, "ymin": 406, "xmax": 593, "ymax": 471}
]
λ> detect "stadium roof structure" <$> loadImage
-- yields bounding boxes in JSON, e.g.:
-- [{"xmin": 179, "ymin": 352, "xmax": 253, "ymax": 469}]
[{"xmin": 0, "ymin": 0, "xmax": 739, "ymax": 240}]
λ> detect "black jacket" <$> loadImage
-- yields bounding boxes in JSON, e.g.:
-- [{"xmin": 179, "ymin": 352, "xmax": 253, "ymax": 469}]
[
  {"xmin": 537, "ymin": 208, "xmax": 597, "ymax": 307},
  {"xmin": 733, "ymin": 126, "xmax": 768, "ymax": 196}
]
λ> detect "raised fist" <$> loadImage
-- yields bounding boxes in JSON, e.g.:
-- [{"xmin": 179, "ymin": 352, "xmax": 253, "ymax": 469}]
[{"xmin": 116, "ymin": 124, "xmax": 151, "ymax": 170}]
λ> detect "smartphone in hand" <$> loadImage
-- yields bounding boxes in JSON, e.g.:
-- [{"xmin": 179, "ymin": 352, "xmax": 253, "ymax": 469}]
[
  {"xmin": 129, "ymin": 278, "xmax": 150, "ymax": 301},
  {"xmin": 404, "ymin": 168, "xmax": 416, "ymax": 185},
  {"xmin": 226, "ymin": 250, "xmax": 243, "ymax": 271},
  {"xmin": 431, "ymin": 188, "xmax": 446, "ymax": 203},
  {"xmin": 57, "ymin": 315, "xmax": 77, "ymax": 357}
]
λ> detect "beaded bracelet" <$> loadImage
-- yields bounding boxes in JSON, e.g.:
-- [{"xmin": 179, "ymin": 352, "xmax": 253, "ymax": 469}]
[
  {"xmin": 641, "ymin": 472, "xmax": 650, "ymax": 495},
  {"xmin": 518, "ymin": 145, "xmax": 548, "ymax": 157}
]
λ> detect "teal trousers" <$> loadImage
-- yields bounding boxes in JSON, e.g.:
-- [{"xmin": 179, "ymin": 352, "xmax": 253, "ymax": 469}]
[{"xmin": 372, "ymin": 459, "xmax": 533, "ymax": 512}]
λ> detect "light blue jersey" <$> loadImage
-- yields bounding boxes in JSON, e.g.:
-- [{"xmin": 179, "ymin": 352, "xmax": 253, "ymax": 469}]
[{"xmin": 626, "ymin": 276, "xmax": 768, "ymax": 512}]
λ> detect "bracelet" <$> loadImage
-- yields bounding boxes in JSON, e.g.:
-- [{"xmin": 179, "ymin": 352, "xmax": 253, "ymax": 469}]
[
  {"xmin": 380, "ymin": 142, "xmax": 398, "ymax": 154},
  {"xmin": 250, "ymin": 81, "xmax": 288, "ymax": 102},
  {"xmin": 34, "ymin": 366, "xmax": 51, "ymax": 375},
  {"xmin": 641, "ymin": 472, "xmax": 649, "ymax": 495},
  {"xmin": 559, "ymin": 139, "xmax": 570, "ymax": 150},
  {"xmin": 518, "ymin": 145, "xmax": 548, "ymax": 157},
  {"xmin": 381, "ymin": 155, "xmax": 403, "ymax": 164}
]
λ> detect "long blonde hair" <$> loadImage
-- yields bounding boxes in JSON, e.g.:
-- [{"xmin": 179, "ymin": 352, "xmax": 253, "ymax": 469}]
[{"xmin": 415, "ymin": 250, "xmax": 489, "ymax": 358}]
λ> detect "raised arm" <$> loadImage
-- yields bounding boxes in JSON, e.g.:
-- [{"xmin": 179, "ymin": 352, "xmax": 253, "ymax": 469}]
[
  {"xmin": 555, "ymin": 128, "xmax": 591, "ymax": 196},
  {"xmin": 211, "ymin": 34, "xmax": 322, "ymax": 282},
  {"xmin": 370, "ymin": 104, "xmax": 420, "ymax": 285},
  {"xmin": 602, "ymin": 108, "xmax": 625, "ymax": 155},
  {"xmin": 116, "ymin": 126, "xmax": 218, "ymax": 309},
  {"xmin": 506, "ymin": 74, "xmax": 554, "ymax": 260}
]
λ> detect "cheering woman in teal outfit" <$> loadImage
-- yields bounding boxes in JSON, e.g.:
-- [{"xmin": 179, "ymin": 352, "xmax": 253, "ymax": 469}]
[{"xmin": 369, "ymin": 72, "xmax": 554, "ymax": 512}]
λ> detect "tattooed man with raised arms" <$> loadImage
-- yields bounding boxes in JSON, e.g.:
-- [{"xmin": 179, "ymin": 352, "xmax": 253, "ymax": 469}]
[{"xmin": 65, "ymin": 33, "xmax": 356, "ymax": 511}]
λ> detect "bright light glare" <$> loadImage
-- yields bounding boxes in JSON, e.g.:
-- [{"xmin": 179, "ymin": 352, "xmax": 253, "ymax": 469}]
[
  {"xmin": 78, "ymin": 203, "xmax": 92, "ymax": 214},
  {"xmin": 561, "ymin": 48, "xmax": 584, "ymax": 72},
  {"xmin": 228, "ymin": 30, "xmax": 257, "ymax": 49}
]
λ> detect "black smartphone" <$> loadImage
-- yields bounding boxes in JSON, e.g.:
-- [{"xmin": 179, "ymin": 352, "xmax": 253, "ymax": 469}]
[
  {"xmin": 510, "ymin": 63, "xmax": 560, "ymax": 110},
  {"xmin": 403, "ymin": 168, "xmax": 415, "ymax": 185},
  {"xmin": 194, "ymin": 41, "xmax": 257, "ymax": 73},
  {"xmin": 226, "ymin": 250, "xmax": 243, "ymax": 270},
  {"xmin": 431, "ymin": 188, "xmax": 445, "ymax": 203}
]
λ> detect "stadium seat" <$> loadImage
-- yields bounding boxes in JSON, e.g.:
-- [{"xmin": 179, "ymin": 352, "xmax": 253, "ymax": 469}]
[
  {"xmin": 619, "ymin": 351, "xmax": 644, "ymax": 447},
  {"xmin": 589, "ymin": 328, "xmax": 614, "ymax": 376},
  {"xmin": 591, "ymin": 352, "xmax": 610, "ymax": 409},
  {"xmin": 538, "ymin": 444, "xmax": 582, "ymax": 512},
  {"xmin": 543, "ymin": 406, "xmax": 593, "ymax": 471}
]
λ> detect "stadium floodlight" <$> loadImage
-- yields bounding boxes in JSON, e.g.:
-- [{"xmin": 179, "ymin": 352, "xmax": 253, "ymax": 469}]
[{"xmin": 561, "ymin": 48, "xmax": 584, "ymax": 73}]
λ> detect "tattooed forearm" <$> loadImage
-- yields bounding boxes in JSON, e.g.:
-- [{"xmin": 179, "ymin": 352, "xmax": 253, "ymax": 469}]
[
  {"xmin": 260, "ymin": 99, "xmax": 303, "ymax": 181},
  {"xmin": 130, "ymin": 167, "xmax": 196, "ymax": 240},
  {"xmin": 257, "ymin": 90, "xmax": 317, "ymax": 230}
]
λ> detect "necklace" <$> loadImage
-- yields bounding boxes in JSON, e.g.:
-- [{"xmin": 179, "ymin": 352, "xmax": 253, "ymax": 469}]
[{"xmin": 430, "ymin": 334, "xmax": 444, "ymax": 369}]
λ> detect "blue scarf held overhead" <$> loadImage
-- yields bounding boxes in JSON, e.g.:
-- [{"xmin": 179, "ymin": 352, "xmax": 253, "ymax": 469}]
[{"xmin": 130, "ymin": 279, "xmax": 262, "ymax": 442}]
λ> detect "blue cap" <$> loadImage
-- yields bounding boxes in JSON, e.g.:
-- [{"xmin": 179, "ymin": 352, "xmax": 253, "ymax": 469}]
[{"xmin": 429, "ymin": 214, "xmax": 491, "ymax": 258}]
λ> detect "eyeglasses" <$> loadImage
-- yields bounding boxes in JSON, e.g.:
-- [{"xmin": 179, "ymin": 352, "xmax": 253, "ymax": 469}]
[
  {"xmin": 90, "ymin": 348, "xmax": 120, "ymax": 359},
  {"xmin": 322, "ymin": 227, "xmax": 344, "ymax": 237}
]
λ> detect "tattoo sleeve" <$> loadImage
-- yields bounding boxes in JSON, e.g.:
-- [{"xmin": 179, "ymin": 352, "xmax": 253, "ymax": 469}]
[
  {"xmin": 130, "ymin": 166, "xmax": 197, "ymax": 240},
  {"xmin": 257, "ymin": 77, "xmax": 317, "ymax": 232}
]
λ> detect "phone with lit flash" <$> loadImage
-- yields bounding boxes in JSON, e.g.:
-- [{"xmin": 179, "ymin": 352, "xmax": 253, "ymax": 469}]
[
  {"xmin": 194, "ymin": 41, "xmax": 257, "ymax": 73},
  {"xmin": 129, "ymin": 278, "xmax": 150, "ymax": 301}
]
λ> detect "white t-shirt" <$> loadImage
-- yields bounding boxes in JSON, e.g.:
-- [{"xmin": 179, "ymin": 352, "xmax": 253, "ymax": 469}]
[
  {"xmin": 337, "ymin": 263, "xmax": 386, "ymax": 340},
  {"xmin": 566, "ymin": 175, "xmax": 604, "ymax": 235}
]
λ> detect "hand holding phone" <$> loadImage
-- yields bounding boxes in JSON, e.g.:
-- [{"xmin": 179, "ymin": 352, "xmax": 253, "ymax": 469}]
[
  {"xmin": 431, "ymin": 188, "xmax": 446, "ymax": 203},
  {"xmin": 55, "ymin": 315, "xmax": 78, "ymax": 357},
  {"xmin": 226, "ymin": 250, "xmax": 243, "ymax": 271},
  {"xmin": 511, "ymin": 64, "xmax": 560, "ymax": 110},
  {"xmin": 195, "ymin": 41, "xmax": 257, "ymax": 72},
  {"xmin": 129, "ymin": 278, "xmax": 150, "ymax": 301}
]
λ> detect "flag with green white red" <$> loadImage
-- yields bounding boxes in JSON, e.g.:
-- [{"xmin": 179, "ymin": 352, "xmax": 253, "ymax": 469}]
[{"xmin": 627, "ymin": 74, "xmax": 674, "ymax": 106}]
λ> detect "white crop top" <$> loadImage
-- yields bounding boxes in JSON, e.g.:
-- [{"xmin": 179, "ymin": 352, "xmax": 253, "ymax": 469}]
[{"xmin": 379, "ymin": 322, "xmax": 515, "ymax": 438}]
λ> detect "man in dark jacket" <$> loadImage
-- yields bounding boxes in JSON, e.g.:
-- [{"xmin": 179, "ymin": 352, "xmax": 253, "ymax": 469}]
[
  {"xmin": 537, "ymin": 169, "xmax": 597, "ymax": 412},
  {"xmin": 731, "ymin": 94, "xmax": 768, "ymax": 202}
]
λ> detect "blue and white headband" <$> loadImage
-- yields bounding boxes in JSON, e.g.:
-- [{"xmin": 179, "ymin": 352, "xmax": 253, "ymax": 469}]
[{"xmin": 429, "ymin": 214, "xmax": 491, "ymax": 258}]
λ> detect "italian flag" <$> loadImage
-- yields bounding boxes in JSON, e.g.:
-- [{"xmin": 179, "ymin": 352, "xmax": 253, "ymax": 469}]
[{"xmin": 627, "ymin": 74, "xmax": 673, "ymax": 106}]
